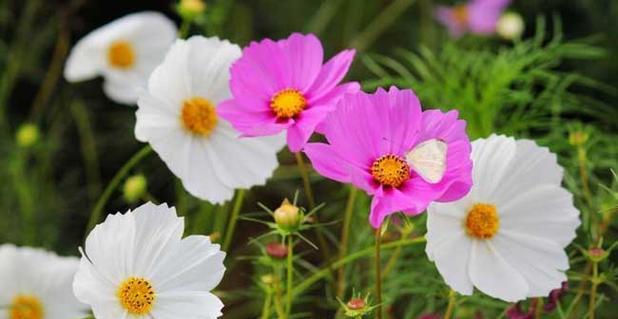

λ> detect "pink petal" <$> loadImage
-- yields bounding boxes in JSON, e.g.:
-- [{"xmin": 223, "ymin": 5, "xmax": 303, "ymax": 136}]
[
  {"xmin": 278, "ymin": 33, "xmax": 324, "ymax": 92},
  {"xmin": 307, "ymin": 49, "xmax": 356, "ymax": 103}
]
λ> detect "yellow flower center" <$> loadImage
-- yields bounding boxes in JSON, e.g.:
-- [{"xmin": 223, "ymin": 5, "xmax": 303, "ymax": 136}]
[
  {"xmin": 453, "ymin": 5, "xmax": 469, "ymax": 25},
  {"xmin": 270, "ymin": 88, "xmax": 307, "ymax": 119},
  {"xmin": 181, "ymin": 97, "xmax": 218, "ymax": 136},
  {"xmin": 10, "ymin": 295, "xmax": 44, "ymax": 319},
  {"xmin": 465, "ymin": 203, "xmax": 500, "ymax": 239},
  {"xmin": 108, "ymin": 40, "xmax": 135, "ymax": 69},
  {"xmin": 117, "ymin": 277, "xmax": 156, "ymax": 315},
  {"xmin": 371, "ymin": 154, "xmax": 410, "ymax": 188}
]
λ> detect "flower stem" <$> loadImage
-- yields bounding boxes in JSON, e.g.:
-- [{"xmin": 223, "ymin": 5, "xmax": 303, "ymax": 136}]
[
  {"xmin": 260, "ymin": 289, "xmax": 273, "ymax": 319},
  {"xmin": 222, "ymin": 189, "xmax": 246, "ymax": 251},
  {"xmin": 294, "ymin": 152, "xmax": 315, "ymax": 209},
  {"xmin": 85, "ymin": 145, "xmax": 152, "ymax": 235},
  {"xmin": 286, "ymin": 236, "xmax": 294, "ymax": 317},
  {"xmin": 444, "ymin": 290, "xmax": 457, "ymax": 319},
  {"xmin": 375, "ymin": 225, "xmax": 383, "ymax": 319},
  {"xmin": 588, "ymin": 261, "xmax": 599, "ymax": 319},
  {"xmin": 273, "ymin": 266, "xmax": 287, "ymax": 319},
  {"xmin": 337, "ymin": 186, "xmax": 358, "ymax": 297},
  {"xmin": 178, "ymin": 18, "xmax": 191, "ymax": 39},
  {"xmin": 534, "ymin": 297, "xmax": 543, "ymax": 319}
]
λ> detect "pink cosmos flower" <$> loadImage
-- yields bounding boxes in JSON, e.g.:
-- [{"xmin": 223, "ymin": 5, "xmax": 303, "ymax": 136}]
[
  {"xmin": 218, "ymin": 33, "xmax": 359, "ymax": 152},
  {"xmin": 436, "ymin": 0, "xmax": 511, "ymax": 37},
  {"xmin": 303, "ymin": 87, "xmax": 473, "ymax": 228}
]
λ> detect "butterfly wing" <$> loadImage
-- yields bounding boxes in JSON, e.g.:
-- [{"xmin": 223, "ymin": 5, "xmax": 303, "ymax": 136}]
[{"xmin": 405, "ymin": 139, "xmax": 447, "ymax": 184}]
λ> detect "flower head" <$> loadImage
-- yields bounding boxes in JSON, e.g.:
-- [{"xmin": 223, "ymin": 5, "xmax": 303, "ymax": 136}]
[
  {"xmin": 273, "ymin": 198, "xmax": 302, "ymax": 232},
  {"xmin": 435, "ymin": 0, "xmax": 511, "ymax": 38},
  {"xmin": 304, "ymin": 87, "xmax": 473, "ymax": 228},
  {"xmin": 16, "ymin": 123, "xmax": 40, "ymax": 147},
  {"xmin": 0, "ymin": 245, "xmax": 87, "ymax": 319},
  {"xmin": 497, "ymin": 12, "xmax": 524, "ymax": 40},
  {"xmin": 218, "ymin": 33, "xmax": 360, "ymax": 152},
  {"xmin": 73, "ymin": 202, "xmax": 226, "ymax": 318},
  {"xmin": 135, "ymin": 36, "xmax": 284, "ymax": 203},
  {"xmin": 426, "ymin": 135, "xmax": 581, "ymax": 302},
  {"xmin": 64, "ymin": 12, "xmax": 177, "ymax": 104}
]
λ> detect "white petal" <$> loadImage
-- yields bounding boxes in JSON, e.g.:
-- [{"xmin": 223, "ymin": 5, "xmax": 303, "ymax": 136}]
[
  {"xmin": 493, "ymin": 231, "xmax": 568, "ymax": 297},
  {"xmin": 492, "ymin": 138, "xmax": 564, "ymax": 202},
  {"xmin": 470, "ymin": 135, "xmax": 516, "ymax": 199},
  {"xmin": 468, "ymin": 240, "xmax": 528, "ymax": 302},
  {"xmin": 151, "ymin": 291, "xmax": 224, "ymax": 319},
  {"xmin": 145, "ymin": 38, "xmax": 193, "ymax": 107},
  {"xmin": 499, "ymin": 184, "xmax": 580, "ymax": 247},
  {"xmin": 152, "ymin": 235, "xmax": 225, "ymax": 292}
]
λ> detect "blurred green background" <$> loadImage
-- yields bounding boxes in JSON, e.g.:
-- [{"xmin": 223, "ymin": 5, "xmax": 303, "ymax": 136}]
[{"xmin": 0, "ymin": 0, "xmax": 615, "ymax": 318}]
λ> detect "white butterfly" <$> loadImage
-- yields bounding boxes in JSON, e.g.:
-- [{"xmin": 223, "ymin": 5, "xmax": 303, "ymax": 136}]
[{"xmin": 405, "ymin": 139, "xmax": 447, "ymax": 184}]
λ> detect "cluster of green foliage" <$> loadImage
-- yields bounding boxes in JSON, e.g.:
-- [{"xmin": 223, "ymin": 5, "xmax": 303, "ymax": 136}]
[{"xmin": 0, "ymin": 1, "xmax": 616, "ymax": 318}]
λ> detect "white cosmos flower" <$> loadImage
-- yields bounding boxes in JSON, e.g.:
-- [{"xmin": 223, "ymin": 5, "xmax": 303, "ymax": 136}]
[
  {"xmin": 64, "ymin": 12, "xmax": 177, "ymax": 104},
  {"xmin": 0, "ymin": 244, "xmax": 87, "ymax": 319},
  {"xmin": 426, "ymin": 134, "xmax": 580, "ymax": 302},
  {"xmin": 73, "ymin": 202, "xmax": 226, "ymax": 319},
  {"xmin": 135, "ymin": 36, "xmax": 285, "ymax": 203}
]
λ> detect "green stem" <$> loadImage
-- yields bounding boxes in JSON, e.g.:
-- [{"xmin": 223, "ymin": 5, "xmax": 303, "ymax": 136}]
[
  {"xmin": 260, "ymin": 289, "xmax": 273, "ymax": 319},
  {"xmin": 337, "ymin": 186, "xmax": 358, "ymax": 297},
  {"xmin": 588, "ymin": 262, "xmax": 599, "ymax": 319},
  {"xmin": 534, "ymin": 298, "xmax": 543, "ymax": 319},
  {"xmin": 444, "ymin": 290, "xmax": 456, "ymax": 319},
  {"xmin": 294, "ymin": 152, "xmax": 315, "ymax": 209},
  {"xmin": 85, "ymin": 146, "xmax": 152, "ymax": 235},
  {"xmin": 70, "ymin": 101, "xmax": 102, "ymax": 202},
  {"xmin": 292, "ymin": 237, "xmax": 426, "ymax": 298},
  {"xmin": 179, "ymin": 18, "xmax": 192, "ymax": 39},
  {"xmin": 382, "ymin": 226, "xmax": 413, "ymax": 278},
  {"xmin": 222, "ymin": 189, "xmax": 246, "ymax": 251},
  {"xmin": 348, "ymin": 0, "xmax": 417, "ymax": 51},
  {"xmin": 375, "ymin": 226, "xmax": 383, "ymax": 319},
  {"xmin": 273, "ymin": 266, "xmax": 287, "ymax": 319},
  {"xmin": 286, "ymin": 236, "xmax": 294, "ymax": 317}
]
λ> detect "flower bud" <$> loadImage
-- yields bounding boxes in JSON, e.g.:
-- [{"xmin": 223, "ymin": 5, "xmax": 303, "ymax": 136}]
[
  {"xmin": 346, "ymin": 298, "xmax": 366, "ymax": 310},
  {"xmin": 265, "ymin": 242, "xmax": 288, "ymax": 260},
  {"xmin": 260, "ymin": 274, "xmax": 274, "ymax": 285},
  {"xmin": 273, "ymin": 199, "xmax": 301, "ymax": 232},
  {"xmin": 587, "ymin": 247, "xmax": 608, "ymax": 263},
  {"xmin": 177, "ymin": 0, "xmax": 206, "ymax": 19},
  {"xmin": 497, "ymin": 12, "xmax": 524, "ymax": 40},
  {"xmin": 569, "ymin": 131, "xmax": 589, "ymax": 146},
  {"xmin": 339, "ymin": 294, "xmax": 374, "ymax": 318},
  {"xmin": 16, "ymin": 123, "xmax": 40, "ymax": 148},
  {"xmin": 122, "ymin": 174, "xmax": 147, "ymax": 203}
]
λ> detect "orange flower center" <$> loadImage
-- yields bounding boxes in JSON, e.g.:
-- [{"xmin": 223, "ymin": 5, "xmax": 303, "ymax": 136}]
[
  {"xmin": 181, "ymin": 97, "xmax": 218, "ymax": 136},
  {"xmin": 453, "ymin": 5, "xmax": 469, "ymax": 25},
  {"xmin": 270, "ymin": 88, "xmax": 307, "ymax": 119},
  {"xmin": 465, "ymin": 203, "xmax": 500, "ymax": 239},
  {"xmin": 10, "ymin": 295, "xmax": 44, "ymax": 319},
  {"xmin": 371, "ymin": 154, "xmax": 410, "ymax": 188},
  {"xmin": 108, "ymin": 40, "xmax": 136, "ymax": 69},
  {"xmin": 117, "ymin": 277, "xmax": 156, "ymax": 315}
]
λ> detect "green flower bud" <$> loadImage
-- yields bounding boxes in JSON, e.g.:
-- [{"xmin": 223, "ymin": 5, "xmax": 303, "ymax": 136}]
[
  {"xmin": 587, "ymin": 247, "xmax": 608, "ymax": 263},
  {"xmin": 122, "ymin": 174, "xmax": 147, "ymax": 203},
  {"xmin": 273, "ymin": 199, "xmax": 301, "ymax": 232},
  {"xmin": 569, "ymin": 131, "xmax": 589, "ymax": 146},
  {"xmin": 177, "ymin": 0, "xmax": 206, "ymax": 20},
  {"xmin": 16, "ymin": 123, "xmax": 40, "ymax": 148}
]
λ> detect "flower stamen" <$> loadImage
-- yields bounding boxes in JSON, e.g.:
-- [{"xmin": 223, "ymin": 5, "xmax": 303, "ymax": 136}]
[
  {"xmin": 108, "ymin": 40, "xmax": 135, "ymax": 69},
  {"xmin": 117, "ymin": 277, "xmax": 156, "ymax": 315},
  {"xmin": 453, "ymin": 5, "xmax": 469, "ymax": 25},
  {"xmin": 10, "ymin": 295, "xmax": 44, "ymax": 319},
  {"xmin": 465, "ymin": 203, "xmax": 500, "ymax": 239},
  {"xmin": 270, "ymin": 88, "xmax": 307, "ymax": 119},
  {"xmin": 371, "ymin": 154, "xmax": 410, "ymax": 188},
  {"xmin": 181, "ymin": 97, "xmax": 218, "ymax": 136}
]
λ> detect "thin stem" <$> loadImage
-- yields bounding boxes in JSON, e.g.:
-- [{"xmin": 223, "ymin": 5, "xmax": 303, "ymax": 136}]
[
  {"xmin": 260, "ymin": 289, "xmax": 273, "ymax": 319},
  {"xmin": 577, "ymin": 146, "xmax": 596, "ymax": 240},
  {"xmin": 337, "ymin": 186, "xmax": 358, "ymax": 297},
  {"xmin": 382, "ymin": 226, "xmax": 413, "ymax": 278},
  {"xmin": 443, "ymin": 290, "xmax": 457, "ymax": 319},
  {"xmin": 286, "ymin": 236, "xmax": 294, "ymax": 317},
  {"xmin": 85, "ymin": 146, "xmax": 152, "ymax": 235},
  {"xmin": 294, "ymin": 152, "xmax": 315, "ymax": 209},
  {"xmin": 179, "ymin": 18, "xmax": 191, "ymax": 38},
  {"xmin": 222, "ymin": 189, "xmax": 246, "ymax": 251},
  {"xmin": 534, "ymin": 298, "xmax": 543, "ymax": 319},
  {"xmin": 588, "ymin": 262, "xmax": 599, "ymax": 319},
  {"xmin": 292, "ymin": 237, "xmax": 426, "ymax": 298},
  {"xmin": 348, "ymin": 0, "xmax": 417, "ymax": 51},
  {"xmin": 375, "ymin": 226, "xmax": 383, "ymax": 319},
  {"xmin": 273, "ymin": 266, "xmax": 287, "ymax": 319}
]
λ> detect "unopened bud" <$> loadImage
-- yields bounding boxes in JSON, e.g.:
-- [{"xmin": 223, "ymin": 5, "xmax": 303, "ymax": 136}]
[
  {"xmin": 122, "ymin": 174, "xmax": 147, "ymax": 203},
  {"xmin": 497, "ymin": 12, "xmax": 524, "ymax": 40},
  {"xmin": 265, "ymin": 242, "xmax": 288, "ymax": 260},
  {"xmin": 346, "ymin": 298, "xmax": 366, "ymax": 310},
  {"xmin": 274, "ymin": 199, "xmax": 301, "ymax": 232},
  {"xmin": 569, "ymin": 131, "xmax": 589, "ymax": 146},
  {"xmin": 209, "ymin": 231, "xmax": 221, "ymax": 243},
  {"xmin": 260, "ymin": 274, "xmax": 274, "ymax": 285},
  {"xmin": 16, "ymin": 123, "xmax": 40, "ymax": 148},
  {"xmin": 178, "ymin": 0, "xmax": 206, "ymax": 19},
  {"xmin": 587, "ymin": 247, "xmax": 607, "ymax": 262}
]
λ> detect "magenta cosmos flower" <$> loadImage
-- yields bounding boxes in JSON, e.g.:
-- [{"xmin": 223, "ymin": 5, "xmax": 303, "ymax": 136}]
[
  {"xmin": 218, "ymin": 33, "xmax": 359, "ymax": 152},
  {"xmin": 436, "ymin": 0, "xmax": 511, "ymax": 37},
  {"xmin": 304, "ymin": 87, "xmax": 473, "ymax": 228}
]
